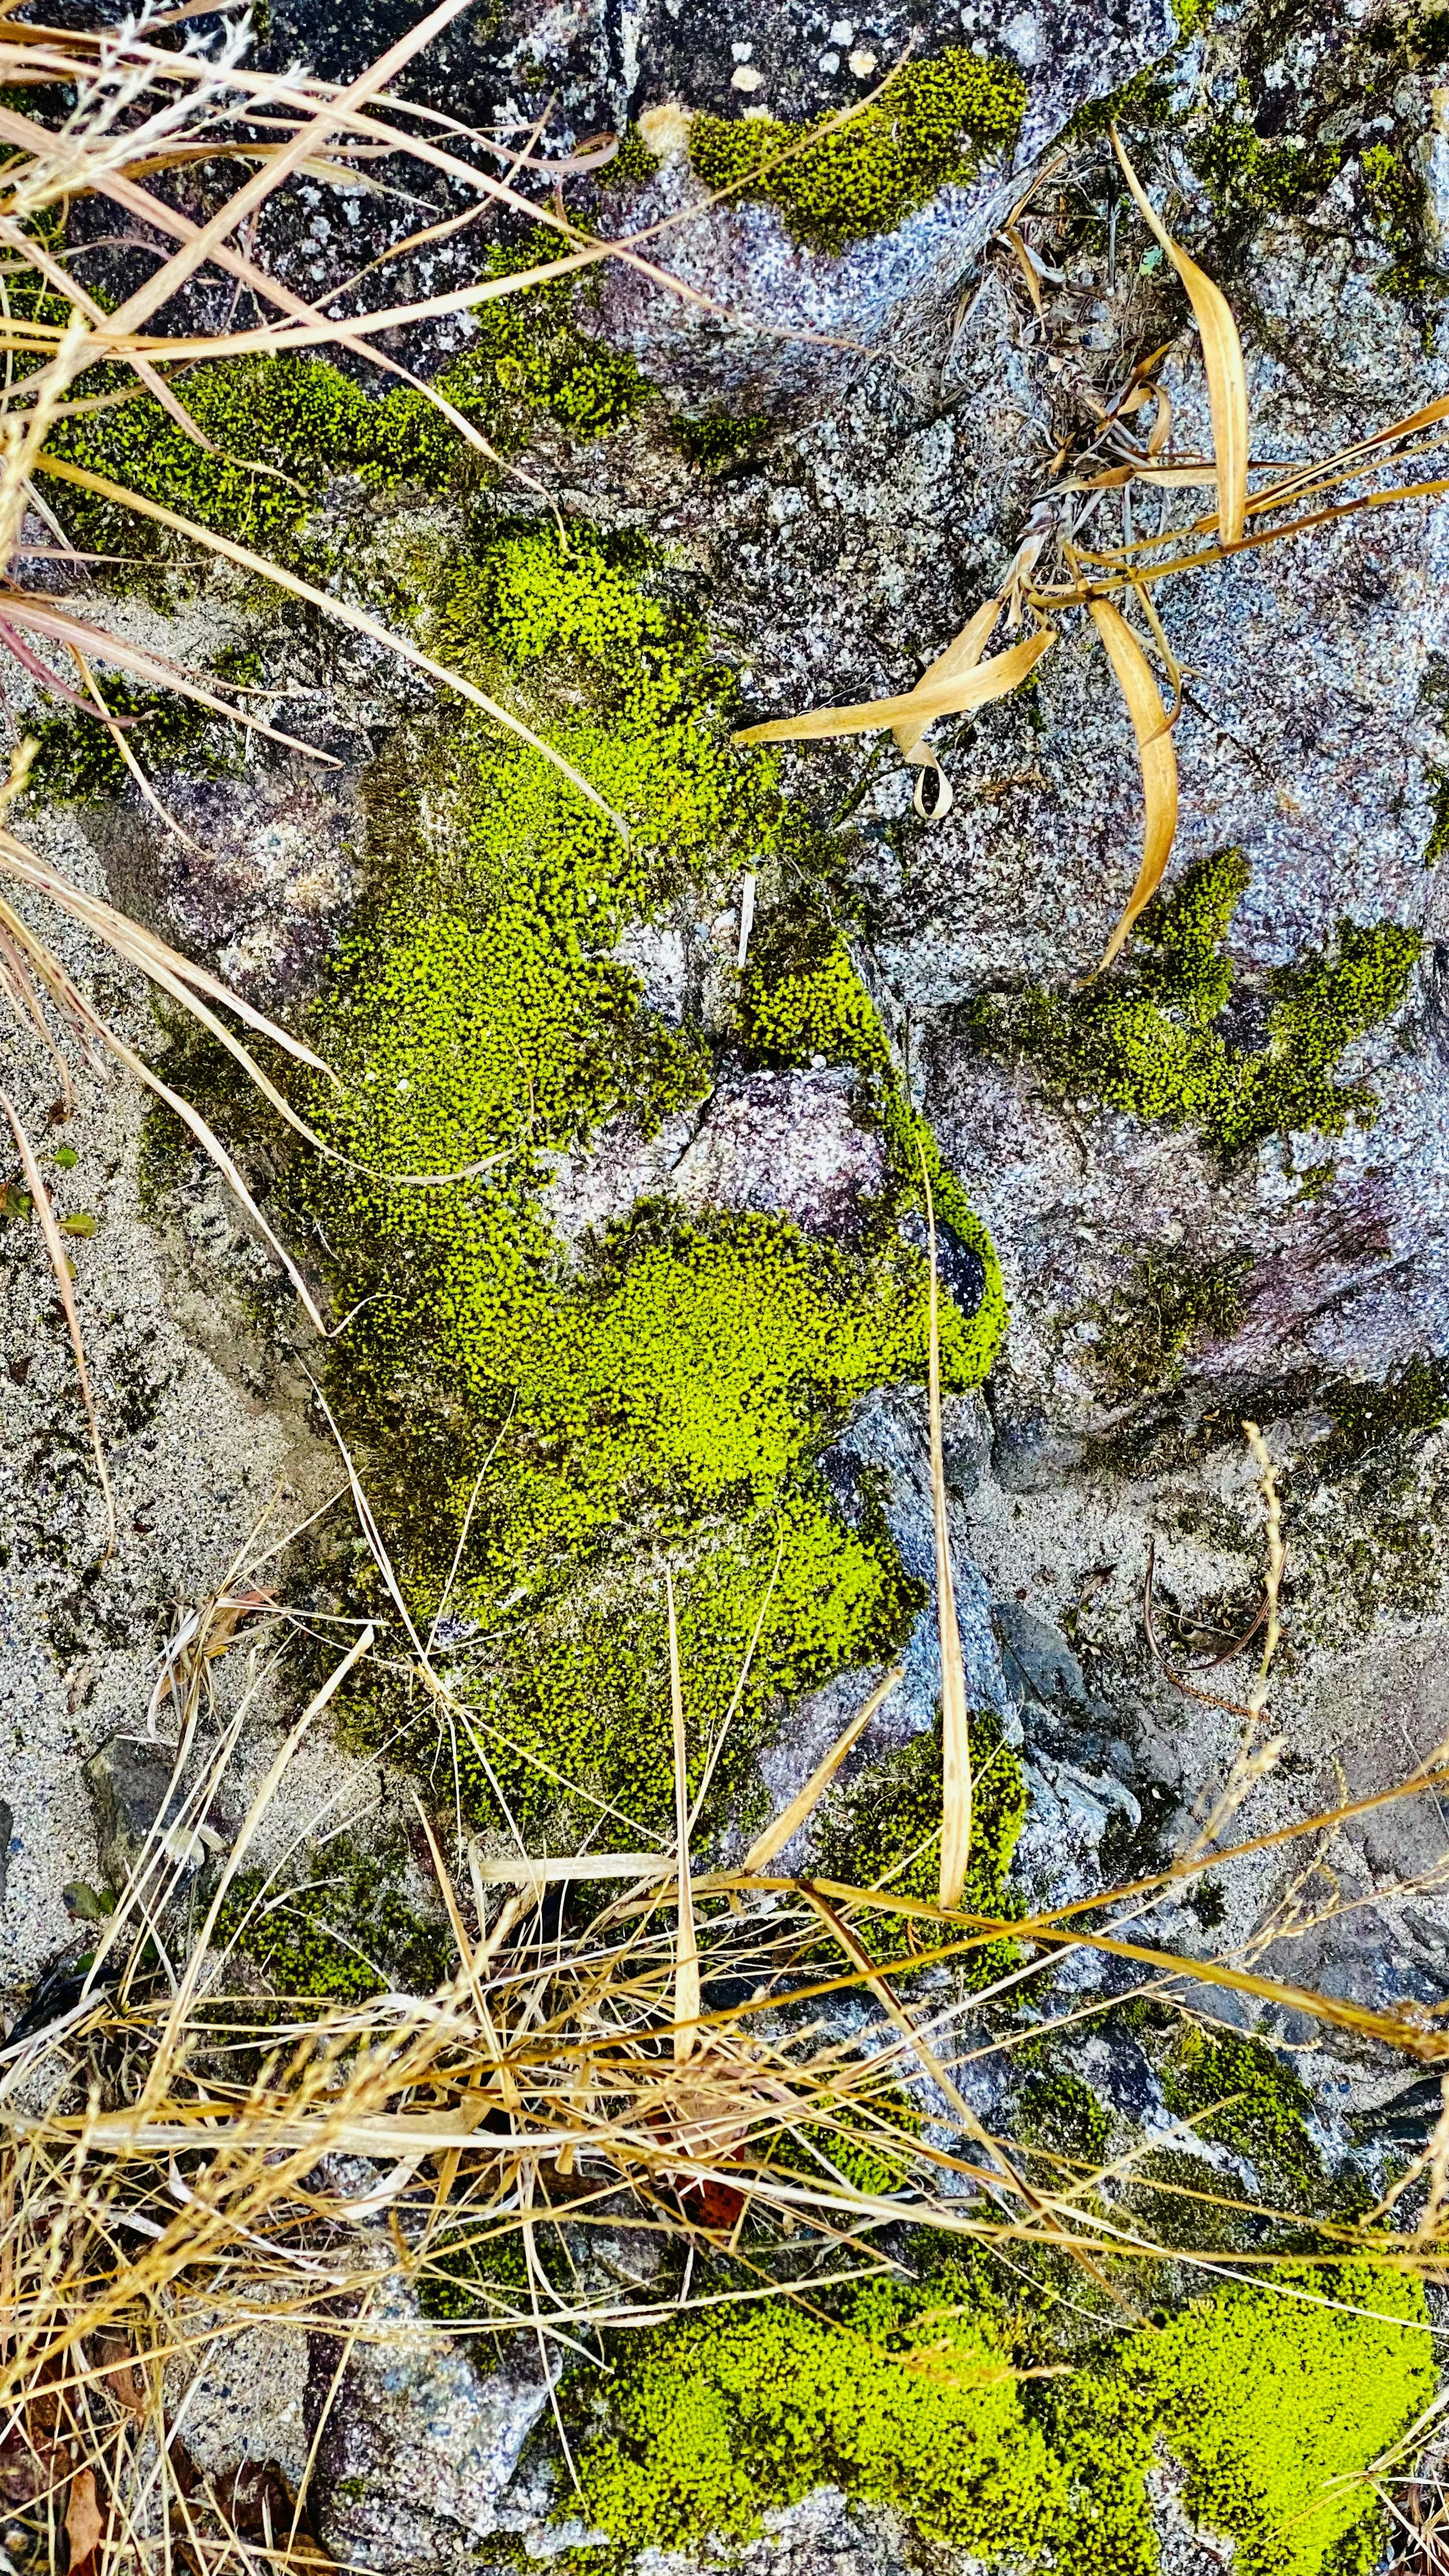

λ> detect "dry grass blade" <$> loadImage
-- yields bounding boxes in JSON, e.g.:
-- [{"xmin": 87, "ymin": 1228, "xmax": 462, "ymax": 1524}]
[
  {"xmin": 0, "ymin": 1080, "xmax": 115, "ymax": 1554},
  {"xmin": 1111, "ymin": 125, "xmax": 1248, "ymax": 544},
  {"xmin": 668, "ymin": 1566, "xmax": 699, "ymax": 2070},
  {"xmin": 734, "ymin": 628, "xmax": 1054, "ymax": 747},
  {"xmin": 1087, "ymin": 598, "xmax": 1178, "ymax": 972},
  {"xmin": 742, "ymin": 1666, "xmax": 903, "ymax": 1872},
  {"xmin": 1242, "ymin": 1418, "xmax": 1285, "ymax": 1718},
  {"xmin": 37, "ymin": 457, "xmax": 630, "ymax": 839},
  {"xmin": 917, "ymin": 1147, "xmax": 970, "ymax": 1910}
]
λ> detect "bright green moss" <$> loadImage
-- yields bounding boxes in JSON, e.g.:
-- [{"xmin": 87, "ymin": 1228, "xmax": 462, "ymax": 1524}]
[
  {"xmin": 278, "ymin": 522, "xmax": 1001, "ymax": 1846},
  {"xmin": 213, "ymin": 1836, "xmax": 449, "ymax": 2001},
  {"xmin": 688, "ymin": 49, "xmax": 1026, "ymax": 254},
  {"xmin": 975, "ymin": 849, "xmax": 1421, "ymax": 1160},
  {"xmin": 577, "ymin": 2262, "xmax": 1431, "ymax": 2572},
  {"xmin": 742, "ymin": 930, "xmax": 894, "ymax": 1075},
  {"xmin": 741, "ymin": 922, "xmax": 1008, "ymax": 1370},
  {"xmin": 1126, "ymin": 2264, "xmax": 1432, "ymax": 2576},
  {"xmin": 580, "ymin": 2284, "xmax": 1062, "ymax": 2554}
]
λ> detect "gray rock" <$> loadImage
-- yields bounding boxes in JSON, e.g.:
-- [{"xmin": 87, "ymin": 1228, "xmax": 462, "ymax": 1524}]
[
  {"xmin": 305, "ymin": 2278, "xmax": 555, "ymax": 2573},
  {"xmin": 83, "ymin": 1733, "xmax": 226, "ymax": 1892},
  {"xmin": 91, "ymin": 756, "xmax": 363, "ymax": 1006},
  {"xmin": 672, "ymin": 1068, "xmax": 887, "ymax": 1236},
  {"xmin": 544, "ymin": 1068, "xmax": 887, "ymax": 1249}
]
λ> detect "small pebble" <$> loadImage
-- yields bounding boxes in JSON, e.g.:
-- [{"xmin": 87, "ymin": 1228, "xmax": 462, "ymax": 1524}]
[
  {"xmin": 848, "ymin": 47, "xmax": 877, "ymax": 74},
  {"xmin": 731, "ymin": 63, "xmax": 764, "ymax": 90}
]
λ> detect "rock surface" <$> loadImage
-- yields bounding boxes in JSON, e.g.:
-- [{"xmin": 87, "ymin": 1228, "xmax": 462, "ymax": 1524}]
[{"xmin": 7, "ymin": 0, "xmax": 1449, "ymax": 2560}]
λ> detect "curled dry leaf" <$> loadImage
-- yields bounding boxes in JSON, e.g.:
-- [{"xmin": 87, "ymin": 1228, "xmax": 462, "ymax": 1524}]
[
  {"xmin": 892, "ymin": 596, "xmax": 1001, "ymax": 820},
  {"xmin": 1111, "ymin": 126, "xmax": 1248, "ymax": 545},
  {"xmin": 734, "ymin": 626, "xmax": 1055, "ymax": 747},
  {"xmin": 1088, "ymin": 598, "xmax": 1178, "ymax": 973}
]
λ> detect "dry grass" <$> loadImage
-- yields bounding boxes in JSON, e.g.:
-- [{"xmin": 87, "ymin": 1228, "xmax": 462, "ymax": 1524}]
[{"xmin": 2, "ymin": 1422, "xmax": 1449, "ymax": 2570}]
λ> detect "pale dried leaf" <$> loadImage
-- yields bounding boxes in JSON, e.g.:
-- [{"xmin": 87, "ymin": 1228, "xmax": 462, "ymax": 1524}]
[
  {"xmin": 1088, "ymin": 598, "xmax": 1179, "ymax": 973},
  {"xmin": 1112, "ymin": 127, "xmax": 1248, "ymax": 544},
  {"xmin": 65, "ymin": 2468, "xmax": 102, "ymax": 2568},
  {"xmin": 734, "ymin": 627, "xmax": 1054, "ymax": 746}
]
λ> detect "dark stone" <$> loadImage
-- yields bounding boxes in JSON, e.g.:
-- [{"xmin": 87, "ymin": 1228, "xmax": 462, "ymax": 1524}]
[
  {"xmin": 898, "ymin": 1210, "xmax": 986, "ymax": 1318},
  {"xmin": 989, "ymin": 1405, "xmax": 1086, "ymax": 1492},
  {"xmin": 818, "ymin": 1439, "xmax": 868, "ymax": 1527},
  {"xmin": 83, "ymin": 1734, "xmax": 227, "ymax": 1892},
  {"xmin": 993, "ymin": 1601, "xmax": 1088, "ymax": 1711}
]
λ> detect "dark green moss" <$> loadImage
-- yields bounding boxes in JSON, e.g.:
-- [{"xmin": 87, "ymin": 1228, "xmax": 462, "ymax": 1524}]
[
  {"xmin": 1018, "ymin": 2066, "xmax": 1112, "ymax": 2167},
  {"xmin": 1316, "ymin": 1356, "xmax": 1449, "ymax": 1470},
  {"xmin": 1090, "ymin": 1249, "xmax": 1251, "ymax": 1398},
  {"xmin": 973, "ymin": 849, "xmax": 1421, "ymax": 1161},
  {"xmin": 1161, "ymin": 2024, "xmax": 1321, "ymax": 2204},
  {"xmin": 668, "ymin": 411, "xmax": 768, "ymax": 468},
  {"xmin": 213, "ymin": 1833, "xmax": 449, "ymax": 2002},
  {"xmin": 689, "ymin": 49, "xmax": 1025, "ymax": 253},
  {"xmin": 814, "ymin": 1708, "xmax": 1026, "ymax": 1982},
  {"xmin": 1361, "ymin": 139, "xmax": 1449, "ymax": 299}
]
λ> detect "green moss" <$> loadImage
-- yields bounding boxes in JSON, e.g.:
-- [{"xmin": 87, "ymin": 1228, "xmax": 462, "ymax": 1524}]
[
  {"xmin": 1192, "ymin": 100, "xmax": 1343, "ymax": 230},
  {"xmin": 975, "ymin": 849, "xmax": 1421, "ymax": 1161},
  {"xmin": 1316, "ymin": 1356, "xmax": 1449, "ymax": 1469},
  {"xmin": 28, "ymin": 651, "xmax": 261, "ymax": 802},
  {"xmin": 1161, "ymin": 2025, "xmax": 1321, "ymax": 2202},
  {"xmin": 253, "ymin": 522, "xmax": 1003, "ymax": 1847},
  {"xmin": 688, "ymin": 49, "xmax": 1025, "ymax": 253},
  {"xmin": 213, "ymin": 1834, "xmax": 449, "ymax": 2002},
  {"xmin": 1018, "ymin": 2067, "xmax": 1112, "ymax": 2167},
  {"xmin": 602, "ymin": 125, "xmax": 661, "ymax": 188},
  {"xmin": 1361, "ymin": 140, "xmax": 1448, "ymax": 299},
  {"xmin": 46, "ymin": 258, "xmax": 647, "ymax": 560},
  {"xmin": 668, "ymin": 411, "xmax": 769, "ymax": 468},
  {"xmin": 813, "ymin": 1708, "xmax": 1025, "ymax": 1982},
  {"xmin": 1091, "ymin": 1249, "xmax": 1251, "ymax": 1397},
  {"xmin": 1424, "ymin": 764, "xmax": 1449, "ymax": 865},
  {"xmin": 580, "ymin": 2282, "xmax": 1062, "ymax": 2554},
  {"xmin": 577, "ymin": 2263, "xmax": 1431, "ymax": 2573}
]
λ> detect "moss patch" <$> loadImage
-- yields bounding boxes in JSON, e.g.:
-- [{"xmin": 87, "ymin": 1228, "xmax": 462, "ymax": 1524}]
[
  {"xmin": 576, "ymin": 2261, "xmax": 1431, "ymax": 2574},
  {"xmin": 813, "ymin": 1707, "xmax": 1025, "ymax": 1982},
  {"xmin": 247, "ymin": 521, "xmax": 1006, "ymax": 1848},
  {"xmin": 972, "ymin": 848, "xmax": 1421, "ymax": 1161},
  {"xmin": 46, "ymin": 256, "xmax": 646, "ymax": 561},
  {"xmin": 688, "ymin": 49, "xmax": 1025, "ymax": 253},
  {"xmin": 213, "ymin": 1833, "xmax": 449, "ymax": 2002}
]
